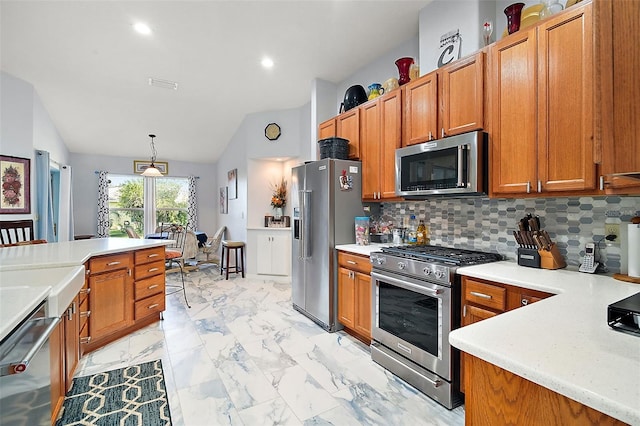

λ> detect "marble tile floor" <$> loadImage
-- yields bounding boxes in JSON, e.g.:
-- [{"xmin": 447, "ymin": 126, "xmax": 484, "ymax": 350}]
[{"xmin": 76, "ymin": 265, "xmax": 465, "ymax": 426}]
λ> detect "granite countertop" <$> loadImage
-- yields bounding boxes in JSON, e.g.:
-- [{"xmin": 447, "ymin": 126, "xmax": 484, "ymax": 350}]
[
  {"xmin": 451, "ymin": 262, "xmax": 640, "ymax": 425},
  {"xmin": 0, "ymin": 238, "xmax": 171, "ymax": 341}
]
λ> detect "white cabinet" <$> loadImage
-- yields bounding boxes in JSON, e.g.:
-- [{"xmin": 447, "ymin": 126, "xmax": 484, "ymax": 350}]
[{"xmin": 255, "ymin": 231, "xmax": 291, "ymax": 276}]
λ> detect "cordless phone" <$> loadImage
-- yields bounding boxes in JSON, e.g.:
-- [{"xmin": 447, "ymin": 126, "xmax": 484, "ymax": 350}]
[{"xmin": 579, "ymin": 243, "xmax": 598, "ymax": 273}]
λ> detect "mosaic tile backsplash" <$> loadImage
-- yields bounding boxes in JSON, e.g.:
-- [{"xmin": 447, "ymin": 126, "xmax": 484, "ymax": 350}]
[{"xmin": 380, "ymin": 196, "xmax": 640, "ymax": 274}]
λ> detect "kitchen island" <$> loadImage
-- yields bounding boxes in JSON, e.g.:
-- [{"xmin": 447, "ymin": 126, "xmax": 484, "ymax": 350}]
[{"xmin": 451, "ymin": 262, "xmax": 639, "ymax": 425}]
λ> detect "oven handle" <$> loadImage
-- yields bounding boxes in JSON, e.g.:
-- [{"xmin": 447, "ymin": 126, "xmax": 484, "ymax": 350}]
[{"xmin": 371, "ymin": 271, "xmax": 446, "ymax": 298}]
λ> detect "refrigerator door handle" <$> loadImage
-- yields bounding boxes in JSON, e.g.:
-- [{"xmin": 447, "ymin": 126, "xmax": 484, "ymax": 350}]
[{"xmin": 299, "ymin": 189, "xmax": 312, "ymax": 259}]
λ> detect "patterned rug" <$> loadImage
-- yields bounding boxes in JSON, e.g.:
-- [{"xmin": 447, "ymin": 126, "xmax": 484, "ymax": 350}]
[{"xmin": 55, "ymin": 360, "xmax": 171, "ymax": 426}]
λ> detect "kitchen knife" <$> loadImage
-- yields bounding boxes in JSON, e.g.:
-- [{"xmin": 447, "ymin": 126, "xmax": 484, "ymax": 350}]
[
  {"xmin": 533, "ymin": 233, "xmax": 544, "ymax": 250},
  {"xmin": 528, "ymin": 217, "xmax": 539, "ymax": 231},
  {"xmin": 513, "ymin": 230, "xmax": 522, "ymax": 247},
  {"xmin": 541, "ymin": 230, "xmax": 552, "ymax": 250}
]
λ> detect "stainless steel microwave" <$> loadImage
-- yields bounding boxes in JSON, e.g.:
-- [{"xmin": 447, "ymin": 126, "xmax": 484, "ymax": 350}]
[{"xmin": 395, "ymin": 131, "xmax": 488, "ymax": 197}]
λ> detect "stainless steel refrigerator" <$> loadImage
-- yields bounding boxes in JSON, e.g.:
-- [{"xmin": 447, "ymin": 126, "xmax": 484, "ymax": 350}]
[{"xmin": 291, "ymin": 159, "xmax": 364, "ymax": 331}]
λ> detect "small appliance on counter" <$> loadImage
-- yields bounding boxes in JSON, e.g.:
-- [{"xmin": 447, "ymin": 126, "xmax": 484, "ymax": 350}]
[
  {"xmin": 264, "ymin": 215, "xmax": 290, "ymax": 228},
  {"xmin": 608, "ymin": 292, "xmax": 640, "ymax": 337}
]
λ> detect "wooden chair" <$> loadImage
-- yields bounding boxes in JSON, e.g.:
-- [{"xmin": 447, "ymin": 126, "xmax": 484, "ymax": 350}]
[
  {"xmin": 125, "ymin": 225, "xmax": 141, "ymax": 239},
  {"xmin": 164, "ymin": 224, "xmax": 191, "ymax": 308},
  {"xmin": 0, "ymin": 239, "xmax": 47, "ymax": 248},
  {"xmin": 0, "ymin": 220, "xmax": 36, "ymax": 245}
]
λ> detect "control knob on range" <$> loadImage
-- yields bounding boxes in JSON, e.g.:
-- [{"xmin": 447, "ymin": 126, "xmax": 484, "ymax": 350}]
[
  {"xmin": 422, "ymin": 267, "xmax": 431, "ymax": 276},
  {"xmin": 376, "ymin": 256, "xmax": 385, "ymax": 265},
  {"xmin": 397, "ymin": 261, "xmax": 407, "ymax": 270},
  {"xmin": 434, "ymin": 270, "xmax": 446, "ymax": 279}
]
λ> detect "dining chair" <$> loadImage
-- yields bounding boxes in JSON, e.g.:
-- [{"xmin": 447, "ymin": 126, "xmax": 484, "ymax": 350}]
[
  {"xmin": 202, "ymin": 226, "xmax": 226, "ymax": 265},
  {"xmin": 125, "ymin": 225, "xmax": 141, "ymax": 239},
  {"xmin": 164, "ymin": 224, "xmax": 191, "ymax": 308},
  {"xmin": 0, "ymin": 220, "xmax": 36, "ymax": 245},
  {"xmin": 0, "ymin": 239, "xmax": 47, "ymax": 248}
]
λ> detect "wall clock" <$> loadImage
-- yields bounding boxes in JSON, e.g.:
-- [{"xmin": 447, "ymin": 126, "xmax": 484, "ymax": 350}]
[{"xmin": 265, "ymin": 123, "xmax": 281, "ymax": 141}]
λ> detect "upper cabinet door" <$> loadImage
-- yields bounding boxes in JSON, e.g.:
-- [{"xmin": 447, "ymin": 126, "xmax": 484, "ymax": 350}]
[
  {"xmin": 403, "ymin": 72, "xmax": 438, "ymax": 146},
  {"xmin": 595, "ymin": 0, "xmax": 640, "ymax": 193},
  {"xmin": 379, "ymin": 90, "xmax": 402, "ymax": 199},
  {"xmin": 490, "ymin": 29, "xmax": 538, "ymax": 195},
  {"xmin": 439, "ymin": 51, "xmax": 485, "ymax": 138},
  {"xmin": 360, "ymin": 100, "xmax": 381, "ymax": 200},
  {"xmin": 337, "ymin": 108, "xmax": 361, "ymax": 159},
  {"xmin": 318, "ymin": 118, "xmax": 336, "ymax": 140},
  {"xmin": 537, "ymin": 3, "xmax": 595, "ymax": 193}
]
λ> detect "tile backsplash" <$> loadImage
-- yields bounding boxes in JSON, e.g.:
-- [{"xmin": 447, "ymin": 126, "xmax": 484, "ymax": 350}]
[{"xmin": 380, "ymin": 196, "xmax": 640, "ymax": 274}]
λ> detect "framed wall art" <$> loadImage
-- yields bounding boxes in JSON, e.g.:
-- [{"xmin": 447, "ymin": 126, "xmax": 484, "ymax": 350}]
[
  {"xmin": 227, "ymin": 168, "xmax": 237, "ymax": 199},
  {"xmin": 220, "ymin": 186, "xmax": 228, "ymax": 214},
  {"xmin": 134, "ymin": 160, "xmax": 169, "ymax": 175},
  {"xmin": 0, "ymin": 155, "xmax": 31, "ymax": 214}
]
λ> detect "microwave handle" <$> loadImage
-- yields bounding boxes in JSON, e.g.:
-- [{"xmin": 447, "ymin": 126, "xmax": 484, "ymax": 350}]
[{"xmin": 457, "ymin": 145, "xmax": 466, "ymax": 188}]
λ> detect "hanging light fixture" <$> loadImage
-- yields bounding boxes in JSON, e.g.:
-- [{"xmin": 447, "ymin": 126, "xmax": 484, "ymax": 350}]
[{"xmin": 141, "ymin": 134, "xmax": 163, "ymax": 177}]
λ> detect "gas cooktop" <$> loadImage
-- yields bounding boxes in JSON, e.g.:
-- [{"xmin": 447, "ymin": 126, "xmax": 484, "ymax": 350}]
[{"xmin": 380, "ymin": 245, "xmax": 503, "ymax": 266}]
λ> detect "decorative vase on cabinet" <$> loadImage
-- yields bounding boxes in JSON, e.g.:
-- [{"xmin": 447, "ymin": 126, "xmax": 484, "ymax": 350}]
[
  {"xmin": 504, "ymin": 2, "xmax": 525, "ymax": 34},
  {"xmin": 395, "ymin": 57, "xmax": 414, "ymax": 85}
]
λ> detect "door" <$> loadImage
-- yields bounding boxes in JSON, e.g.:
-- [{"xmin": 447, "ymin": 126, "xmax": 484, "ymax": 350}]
[
  {"xmin": 270, "ymin": 233, "xmax": 290, "ymax": 276},
  {"xmin": 337, "ymin": 109, "xmax": 360, "ymax": 159},
  {"xmin": 291, "ymin": 165, "xmax": 305, "ymax": 309},
  {"xmin": 490, "ymin": 28, "xmax": 538, "ymax": 195},
  {"xmin": 403, "ymin": 71, "xmax": 438, "ymax": 146},
  {"xmin": 89, "ymin": 269, "xmax": 133, "ymax": 341},
  {"xmin": 360, "ymin": 100, "xmax": 381, "ymax": 200},
  {"xmin": 303, "ymin": 160, "xmax": 331, "ymax": 325}
]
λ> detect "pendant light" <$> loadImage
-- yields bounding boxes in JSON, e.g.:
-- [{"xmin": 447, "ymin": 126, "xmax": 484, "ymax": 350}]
[{"xmin": 141, "ymin": 134, "xmax": 163, "ymax": 177}]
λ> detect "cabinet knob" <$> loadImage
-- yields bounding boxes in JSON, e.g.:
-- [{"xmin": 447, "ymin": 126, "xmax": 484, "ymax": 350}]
[{"xmin": 521, "ymin": 298, "xmax": 529, "ymax": 306}]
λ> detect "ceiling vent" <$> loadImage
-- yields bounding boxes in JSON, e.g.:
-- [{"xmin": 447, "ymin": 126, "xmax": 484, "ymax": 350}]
[{"xmin": 148, "ymin": 78, "xmax": 179, "ymax": 90}]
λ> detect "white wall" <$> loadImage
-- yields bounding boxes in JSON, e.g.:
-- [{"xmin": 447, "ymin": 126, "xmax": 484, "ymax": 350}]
[
  {"xmin": 0, "ymin": 71, "xmax": 69, "ymax": 222},
  {"xmin": 335, "ymin": 36, "xmax": 419, "ymax": 107},
  {"xmin": 70, "ymin": 152, "xmax": 217, "ymax": 236}
]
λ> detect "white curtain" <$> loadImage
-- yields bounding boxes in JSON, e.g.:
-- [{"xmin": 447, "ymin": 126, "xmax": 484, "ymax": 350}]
[
  {"xmin": 35, "ymin": 150, "xmax": 55, "ymax": 241},
  {"xmin": 187, "ymin": 176, "xmax": 198, "ymax": 230},
  {"xmin": 96, "ymin": 171, "xmax": 109, "ymax": 238},
  {"xmin": 58, "ymin": 165, "xmax": 74, "ymax": 241},
  {"xmin": 143, "ymin": 177, "xmax": 156, "ymax": 236}
]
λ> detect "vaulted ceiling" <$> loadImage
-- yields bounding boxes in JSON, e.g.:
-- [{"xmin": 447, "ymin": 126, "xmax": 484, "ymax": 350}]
[{"xmin": 1, "ymin": 1, "xmax": 429, "ymax": 163}]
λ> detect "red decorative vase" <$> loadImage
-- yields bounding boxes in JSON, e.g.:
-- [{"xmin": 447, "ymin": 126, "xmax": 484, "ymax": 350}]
[
  {"xmin": 395, "ymin": 57, "xmax": 414, "ymax": 86},
  {"xmin": 504, "ymin": 2, "xmax": 525, "ymax": 34}
]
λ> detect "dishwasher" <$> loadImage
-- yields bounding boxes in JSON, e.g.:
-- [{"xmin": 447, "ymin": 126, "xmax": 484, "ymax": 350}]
[{"xmin": 0, "ymin": 301, "xmax": 59, "ymax": 426}]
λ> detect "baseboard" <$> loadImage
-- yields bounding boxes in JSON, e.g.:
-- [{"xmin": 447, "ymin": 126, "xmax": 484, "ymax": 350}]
[{"xmin": 246, "ymin": 273, "xmax": 291, "ymax": 283}]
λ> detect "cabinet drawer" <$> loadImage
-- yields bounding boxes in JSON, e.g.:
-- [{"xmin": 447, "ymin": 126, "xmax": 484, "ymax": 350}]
[
  {"xmin": 89, "ymin": 253, "xmax": 131, "ymax": 275},
  {"xmin": 464, "ymin": 279, "xmax": 506, "ymax": 311},
  {"xmin": 338, "ymin": 251, "xmax": 371, "ymax": 275},
  {"xmin": 134, "ymin": 259, "xmax": 165, "ymax": 281},
  {"xmin": 135, "ymin": 274, "xmax": 165, "ymax": 300},
  {"xmin": 135, "ymin": 246, "xmax": 165, "ymax": 265},
  {"xmin": 134, "ymin": 293, "xmax": 165, "ymax": 320}
]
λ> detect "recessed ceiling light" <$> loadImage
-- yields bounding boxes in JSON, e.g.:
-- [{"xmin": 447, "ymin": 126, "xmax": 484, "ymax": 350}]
[
  {"xmin": 261, "ymin": 57, "xmax": 274, "ymax": 69},
  {"xmin": 134, "ymin": 22, "xmax": 152, "ymax": 35}
]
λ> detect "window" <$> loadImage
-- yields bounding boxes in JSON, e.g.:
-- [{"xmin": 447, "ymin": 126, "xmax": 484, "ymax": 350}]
[{"xmin": 107, "ymin": 174, "xmax": 189, "ymax": 238}]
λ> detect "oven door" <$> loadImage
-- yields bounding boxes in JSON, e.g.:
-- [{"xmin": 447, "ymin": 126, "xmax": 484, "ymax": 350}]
[{"xmin": 371, "ymin": 270, "xmax": 453, "ymax": 380}]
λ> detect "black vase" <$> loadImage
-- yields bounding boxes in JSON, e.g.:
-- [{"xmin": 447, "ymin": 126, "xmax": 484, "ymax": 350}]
[{"xmin": 341, "ymin": 85, "xmax": 367, "ymax": 112}]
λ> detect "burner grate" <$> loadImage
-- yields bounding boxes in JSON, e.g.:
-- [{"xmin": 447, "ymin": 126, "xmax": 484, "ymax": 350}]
[{"xmin": 381, "ymin": 245, "xmax": 502, "ymax": 266}]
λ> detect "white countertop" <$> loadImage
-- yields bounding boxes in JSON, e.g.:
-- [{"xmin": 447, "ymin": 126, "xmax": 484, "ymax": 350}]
[
  {"xmin": 247, "ymin": 227, "xmax": 291, "ymax": 231},
  {"xmin": 0, "ymin": 286, "xmax": 51, "ymax": 342},
  {"xmin": 0, "ymin": 238, "xmax": 170, "ymax": 271},
  {"xmin": 335, "ymin": 243, "xmax": 388, "ymax": 256},
  {"xmin": 0, "ymin": 238, "xmax": 170, "ymax": 342},
  {"xmin": 451, "ymin": 262, "xmax": 640, "ymax": 425}
]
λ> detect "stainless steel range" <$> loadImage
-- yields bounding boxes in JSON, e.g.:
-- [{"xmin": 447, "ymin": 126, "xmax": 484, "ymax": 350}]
[{"xmin": 370, "ymin": 245, "xmax": 502, "ymax": 409}]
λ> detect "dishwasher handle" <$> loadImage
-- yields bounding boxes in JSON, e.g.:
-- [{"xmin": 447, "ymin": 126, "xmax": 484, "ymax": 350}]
[{"xmin": 0, "ymin": 317, "xmax": 60, "ymax": 376}]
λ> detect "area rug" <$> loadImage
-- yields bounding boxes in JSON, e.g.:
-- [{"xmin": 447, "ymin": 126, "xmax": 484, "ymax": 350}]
[{"xmin": 55, "ymin": 359, "xmax": 172, "ymax": 426}]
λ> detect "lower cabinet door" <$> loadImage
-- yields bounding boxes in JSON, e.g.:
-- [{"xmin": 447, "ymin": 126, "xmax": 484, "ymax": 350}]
[
  {"xmin": 337, "ymin": 267, "xmax": 355, "ymax": 328},
  {"xmin": 354, "ymin": 271, "xmax": 372, "ymax": 339},
  {"xmin": 89, "ymin": 269, "xmax": 133, "ymax": 341}
]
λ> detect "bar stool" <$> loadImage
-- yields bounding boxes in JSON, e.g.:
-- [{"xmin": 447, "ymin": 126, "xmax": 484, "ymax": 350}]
[{"xmin": 221, "ymin": 240, "xmax": 245, "ymax": 279}]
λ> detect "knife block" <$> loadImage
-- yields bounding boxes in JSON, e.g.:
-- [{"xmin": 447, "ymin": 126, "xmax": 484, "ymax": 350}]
[
  {"xmin": 538, "ymin": 244, "xmax": 566, "ymax": 270},
  {"xmin": 517, "ymin": 248, "xmax": 540, "ymax": 268}
]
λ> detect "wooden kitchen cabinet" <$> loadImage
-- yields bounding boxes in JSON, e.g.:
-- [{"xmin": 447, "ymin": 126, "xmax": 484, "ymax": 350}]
[
  {"xmin": 402, "ymin": 71, "xmax": 438, "ymax": 146},
  {"xmin": 360, "ymin": 90, "xmax": 403, "ymax": 201},
  {"xmin": 402, "ymin": 51, "xmax": 485, "ymax": 147},
  {"xmin": 133, "ymin": 246, "xmax": 166, "ymax": 320},
  {"xmin": 51, "ymin": 295, "xmax": 81, "ymax": 423},
  {"xmin": 460, "ymin": 276, "xmax": 554, "ymax": 393},
  {"xmin": 337, "ymin": 108, "xmax": 361, "ymax": 159},
  {"xmin": 318, "ymin": 117, "xmax": 336, "ymax": 140},
  {"xmin": 490, "ymin": 3, "xmax": 596, "ymax": 197},
  {"xmin": 87, "ymin": 252, "xmax": 134, "ymax": 346},
  {"xmin": 595, "ymin": 0, "xmax": 640, "ymax": 194},
  {"xmin": 439, "ymin": 51, "xmax": 485, "ymax": 138},
  {"xmin": 337, "ymin": 251, "xmax": 372, "ymax": 342}
]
